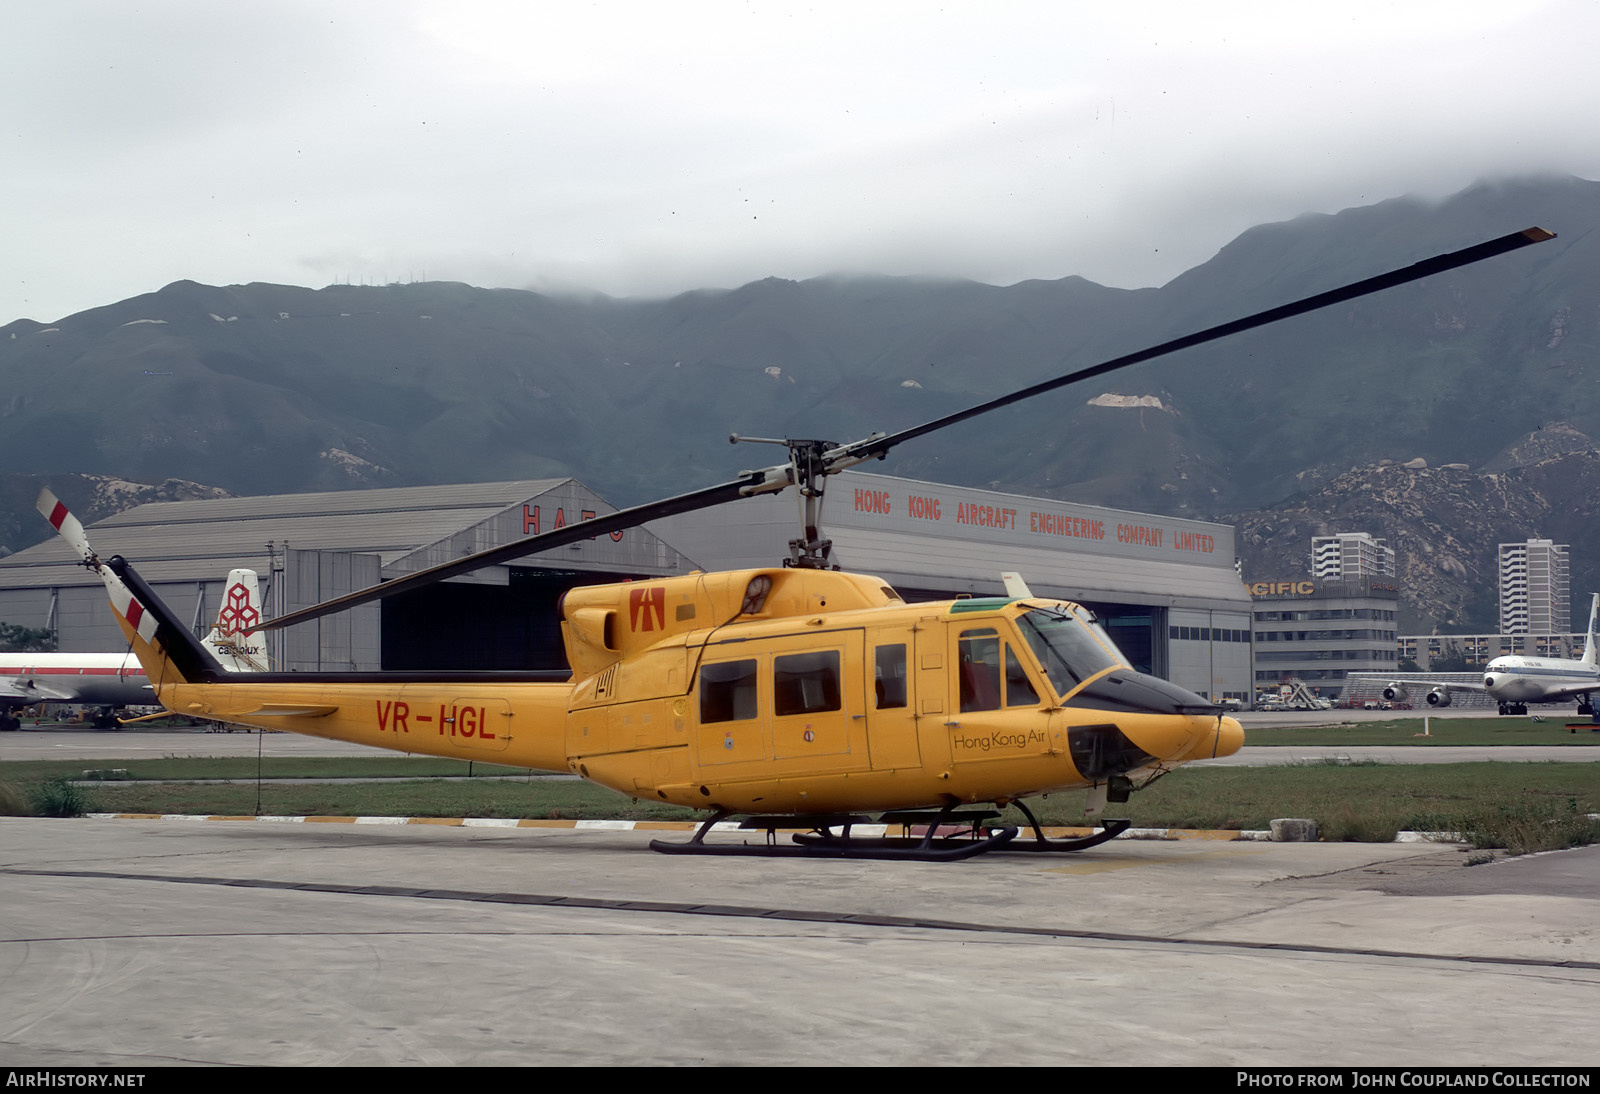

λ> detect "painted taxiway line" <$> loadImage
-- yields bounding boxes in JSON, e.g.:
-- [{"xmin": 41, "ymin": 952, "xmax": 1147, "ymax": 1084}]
[{"xmin": 72, "ymin": 811, "xmax": 1378, "ymax": 841}]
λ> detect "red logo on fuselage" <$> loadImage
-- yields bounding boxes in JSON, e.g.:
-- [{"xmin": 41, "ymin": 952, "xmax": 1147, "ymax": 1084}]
[{"xmin": 628, "ymin": 587, "xmax": 666, "ymax": 631}]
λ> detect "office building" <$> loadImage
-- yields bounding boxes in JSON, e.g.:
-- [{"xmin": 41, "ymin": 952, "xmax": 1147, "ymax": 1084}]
[
  {"xmin": 1312, "ymin": 533, "xmax": 1395, "ymax": 581},
  {"xmin": 1499, "ymin": 539, "xmax": 1570, "ymax": 634},
  {"xmin": 1249, "ymin": 578, "xmax": 1399, "ymax": 697}
]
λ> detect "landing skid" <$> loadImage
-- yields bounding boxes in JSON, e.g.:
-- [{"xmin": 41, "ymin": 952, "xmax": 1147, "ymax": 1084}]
[
  {"xmin": 1003, "ymin": 799, "xmax": 1132, "ymax": 852},
  {"xmin": 648, "ymin": 800, "xmax": 1134, "ymax": 860},
  {"xmin": 649, "ymin": 806, "xmax": 1018, "ymax": 861}
]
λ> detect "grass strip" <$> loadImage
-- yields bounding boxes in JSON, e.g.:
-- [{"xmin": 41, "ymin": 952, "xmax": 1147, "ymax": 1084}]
[
  {"xmin": 21, "ymin": 776, "xmax": 692, "ymax": 822},
  {"xmin": 0, "ymin": 757, "xmax": 546, "ymax": 782},
  {"xmin": 1006, "ymin": 760, "xmax": 1599, "ymax": 851},
  {"xmin": 1244, "ymin": 717, "xmax": 1600, "ymax": 747},
  {"xmin": 5, "ymin": 758, "xmax": 1595, "ymax": 854}
]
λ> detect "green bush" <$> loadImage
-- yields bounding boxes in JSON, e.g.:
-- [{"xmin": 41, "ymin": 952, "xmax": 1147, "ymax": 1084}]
[
  {"xmin": 1320, "ymin": 803, "xmax": 1398, "ymax": 843},
  {"xmin": 0, "ymin": 623, "xmax": 56, "ymax": 652},
  {"xmin": 1457, "ymin": 799, "xmax": 1600, "ymax": 854},
  {"xmin": 29, "ymin": 777, "xmax": 90, "ymax": 817}
]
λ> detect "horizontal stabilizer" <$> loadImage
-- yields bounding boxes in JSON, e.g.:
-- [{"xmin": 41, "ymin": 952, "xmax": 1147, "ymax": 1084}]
[{"xmin": 0, "ymin": 678, "xmax": 73, "ymax": 702}]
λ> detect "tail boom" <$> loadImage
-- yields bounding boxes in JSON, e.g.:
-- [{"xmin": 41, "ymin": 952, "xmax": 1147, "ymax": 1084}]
[
  {"xmin": 40, "ymin": 490, "xmax": 573, "ymax": 769},
  {"xmin": 110, "ymin": 557, "xmax": 571, "ymax": 768},
  {"xmin": 156, "ymin": 677, "xmax": 571, "ymax": 771}
]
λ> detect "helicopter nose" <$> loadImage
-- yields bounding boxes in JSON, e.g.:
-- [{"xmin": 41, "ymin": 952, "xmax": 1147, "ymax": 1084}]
[
  {"xmin": 1063, "ymin": 671, "xmax": 1242, "ymax": 770},
  {"xmin": 1067, "ymin": 712, "xmax": 1244, "ymax": 780},
  {"xmin": 1146, "ymin": 712, "xmax": 1245, "ymax": 763},
  {"xmin": 1209, "ymin": 715, "xmax": 1245, "ymax": 758}
]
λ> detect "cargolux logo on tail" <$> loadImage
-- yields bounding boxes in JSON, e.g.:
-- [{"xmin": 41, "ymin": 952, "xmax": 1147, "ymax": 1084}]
[{"xmin": 218, "ymin": 582, "xmax": 260, "ymax": 636}]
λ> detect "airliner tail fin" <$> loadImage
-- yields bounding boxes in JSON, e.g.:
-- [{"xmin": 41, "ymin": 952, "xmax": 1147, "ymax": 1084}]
[{"xmin": 199, "ymin": 569, "xmax": 271, "ymax": 672}]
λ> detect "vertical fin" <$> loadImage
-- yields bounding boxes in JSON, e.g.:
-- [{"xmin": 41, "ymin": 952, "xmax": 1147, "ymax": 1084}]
[
  {"xmin": 1583, "ymin": 593, "xmax": 1599, "ymax": 668},
  {"xmin": 200, "ymin": 569, "xmax": 271, "ymax": 672}
]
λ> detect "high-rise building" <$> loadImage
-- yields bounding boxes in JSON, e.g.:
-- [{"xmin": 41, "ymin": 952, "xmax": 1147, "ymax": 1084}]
[
  {"xmin": 1312, "ymin": 533, "xmax": 1395, "ymax": 581},
  {"xmin": 1499, "ymin": 539, "xmax": 1570, "ymax": 634}
]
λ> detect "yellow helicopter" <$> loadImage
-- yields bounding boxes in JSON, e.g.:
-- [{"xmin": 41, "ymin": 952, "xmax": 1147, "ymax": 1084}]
[{"xmin": 41, "ymin": 227, "xmax": 1554, "ymax": 860}]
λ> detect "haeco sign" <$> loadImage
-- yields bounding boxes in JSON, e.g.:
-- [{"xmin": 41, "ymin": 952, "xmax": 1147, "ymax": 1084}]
[{"xmin": 850, "ymin": 484, "xmax": 1218, "ymax": 557}]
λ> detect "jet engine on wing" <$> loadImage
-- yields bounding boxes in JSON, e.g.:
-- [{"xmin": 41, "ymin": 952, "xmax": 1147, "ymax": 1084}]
[
  {"xmin": 1426, "ymin": 687, "xmax": 1452, "ymax": 708},
  {"xmin": 1382, "ymin": 683, "xmax": 1408, "ymax": 702}
]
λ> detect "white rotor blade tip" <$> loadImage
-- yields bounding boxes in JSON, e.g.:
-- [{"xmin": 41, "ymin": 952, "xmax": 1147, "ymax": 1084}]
[{"xmin": 35, "ymin": 488, "xmax": 93, "ymax": 562}]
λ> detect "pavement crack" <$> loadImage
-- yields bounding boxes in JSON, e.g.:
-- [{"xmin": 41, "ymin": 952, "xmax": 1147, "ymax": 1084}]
[{"xmin": 10, "ymin": 865, "xmax": 1599, "ymax": 974}]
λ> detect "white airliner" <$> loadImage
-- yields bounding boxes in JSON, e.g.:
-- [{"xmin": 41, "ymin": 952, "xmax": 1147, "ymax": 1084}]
[
  {"xmin": 1383, "ymin": 593, "xmax": 1600, "ymax": 716},
  {"xmin": 0, "ymin": 566, "xmax": 268, "ymax": 730}
]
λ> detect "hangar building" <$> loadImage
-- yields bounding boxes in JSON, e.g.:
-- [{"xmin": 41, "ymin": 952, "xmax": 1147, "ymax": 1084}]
[
  {"xmin": 0, "ymin": 480, "xmax": 693, "ymax": 672},
  {"xmin": 649, "ymin": 470, "xmax": 1253, "ymax": 702},
  {"xmin": 0, "ymin": 472, "xmax": 1252, "ymax": 700}
]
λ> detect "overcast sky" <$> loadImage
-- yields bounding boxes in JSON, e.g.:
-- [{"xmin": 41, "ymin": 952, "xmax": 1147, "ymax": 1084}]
[{"xmin": 5, "ymin": 0, "xmax": 1597, "ymax": 324}]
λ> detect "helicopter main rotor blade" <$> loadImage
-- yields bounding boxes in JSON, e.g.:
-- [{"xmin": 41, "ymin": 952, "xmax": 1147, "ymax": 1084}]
[
  {"xmin": 256, "ymin": 225, "xmax": 1554, "ymax": 632},
  {"xmin": 254, "ymin": 476, "xmax": 766, "ymax": 632},
  {"xmin": 829, "ymin": 226, "xmax": 1555, "ymax": 464}
]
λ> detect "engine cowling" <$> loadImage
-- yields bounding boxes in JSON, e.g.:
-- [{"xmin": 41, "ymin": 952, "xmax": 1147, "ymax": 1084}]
[
  {"xmin": 1426, "ymin": 687, "xmax": 1452, "ymax": 708},
  {"xmin": 1382, "ymin": 683, "xmax": 1409, "ymax": 702}
]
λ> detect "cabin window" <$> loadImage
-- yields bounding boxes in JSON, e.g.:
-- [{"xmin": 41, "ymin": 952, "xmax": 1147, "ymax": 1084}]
[
  {"xmin": 773, "ymin": 651, "xmax": 841, "ymax": 716},
  {"xmin": 1005, "ymin": 646, "xmax": 1040, "ymax": 707},
  {"xmin": 700, "ymin": 659, "xmax": 758, "ymax": 723},
  {"xmin": 874, "ymin": 644, "xmax": 907, "ymax": 708},
  {"xmin": 958, "ymin": 628, "xmax": 1003, "ymax": 712}
]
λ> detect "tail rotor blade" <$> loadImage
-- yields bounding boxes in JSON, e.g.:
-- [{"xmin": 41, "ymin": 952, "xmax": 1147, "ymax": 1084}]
[{"xmin": 36, "ymin": 489, "xmax": 96, "ymax": 569}]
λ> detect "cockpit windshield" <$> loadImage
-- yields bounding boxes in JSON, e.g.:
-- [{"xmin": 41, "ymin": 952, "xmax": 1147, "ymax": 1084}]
[{"xmin": 1017, "ymin": 607, "xmax": 1129, "ymax": 695}]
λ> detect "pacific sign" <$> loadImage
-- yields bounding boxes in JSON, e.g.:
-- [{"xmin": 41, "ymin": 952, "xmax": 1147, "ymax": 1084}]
[{"xmin": 1246, "ymin": 580, "xmax": 1317, "ymax": 597}]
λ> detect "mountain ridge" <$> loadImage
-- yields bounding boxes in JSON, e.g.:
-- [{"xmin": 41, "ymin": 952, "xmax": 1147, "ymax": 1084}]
[{"xmin": 3, "ymin": 175, "xmax": 1597, "ymax": 630}]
